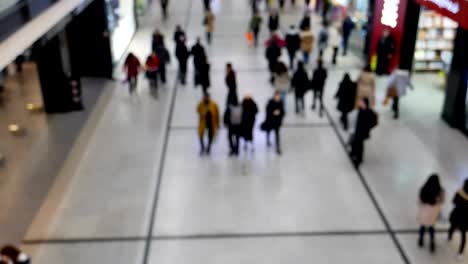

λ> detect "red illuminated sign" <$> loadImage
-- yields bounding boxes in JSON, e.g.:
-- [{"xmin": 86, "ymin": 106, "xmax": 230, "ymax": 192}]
[{"xmin": 415, "ymin": 0, "xmax": 468, "ymax": 29}]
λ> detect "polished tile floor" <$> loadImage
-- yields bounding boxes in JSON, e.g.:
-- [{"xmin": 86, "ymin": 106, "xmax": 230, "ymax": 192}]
[{"xmin": 9, "ymin": 0, "xmax": 468, "ymax": 263}]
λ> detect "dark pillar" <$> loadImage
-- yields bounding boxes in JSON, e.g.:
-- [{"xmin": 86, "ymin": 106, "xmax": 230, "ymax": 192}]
[
  {"xmin": 364, "ymin": 0, "xmax": 376, "ymax": 61},
  {"xmin": 442, "ymin": 27, "xmax": 468, "ymax": 130},
  {"xmin": 399, "ymin": 0, "xmax": 420, "ymax": 71},
  {"xmin": 66, "ymin": 0, "xmax": 113, "ymax": 78},
  {"xmin": 36, "ymin": 33, "xmax": 82, "ymax": 113}
]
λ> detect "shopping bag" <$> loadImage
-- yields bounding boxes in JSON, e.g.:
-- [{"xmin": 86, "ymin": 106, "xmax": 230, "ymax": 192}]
[
  {"xmin": 246, "ymin": 31, "xmax": 254, "ymax": 45},
  {"xmin": 383, "ymin": 86, "xmax": 397, "ymax": 106}
]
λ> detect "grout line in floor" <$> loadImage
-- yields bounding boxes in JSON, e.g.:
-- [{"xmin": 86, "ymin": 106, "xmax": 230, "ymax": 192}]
[
  {"xmin": 140, "ymin": 2, "xmax": 193, "ymax": 264},
  {"xmin": 22, "ymin": 228, "xmax": 450, "ymax": 245},
  {"xmin": 324, "ymin": 106, "xmax": 411, "ymax": 264}
]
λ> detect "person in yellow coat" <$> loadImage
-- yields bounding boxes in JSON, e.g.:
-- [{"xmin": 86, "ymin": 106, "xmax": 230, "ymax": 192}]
[
  {"xmin": 197, "ymin": 93, "xmax": 220, "ymax": 155},
  {"xmin": 204, "ymin": 8, "xmax": 215, "ymax": 45}
]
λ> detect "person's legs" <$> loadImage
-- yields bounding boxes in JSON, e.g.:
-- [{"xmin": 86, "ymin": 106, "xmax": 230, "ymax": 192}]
[
  {"xmin": 280, "ymin": 91, "xmax": 287, "ymax": 110},
  {"xmin": 253, "ymin": 29, "xmax": 259, "ymax": 47},
  {"xmin": 275, "ymin": 127, "xmax": 281, "ymax": 154},
  {"xmin": 207, "ymin": 31, "xmax": 212, "ymax": 45},
  {"xmin": 199, "ymin": 134, "xmax": 206, "ymax": 155},
  {"xmin": 343, "ymin": 37, "xmax": 349, "ymax": 55},
  {"xmin": 206, "ymin": 128, "xmax": 213, "ymax": 154},
  {"xmin": 340, "ymin": 112, "xmax": 349, "ymax": 130},
  {"xmin": 303, "ymin": 52, "xmax": 310, "ymax": 64},
  {"xmin": 299, "ymin": 96, "xmax": 305, "ymax": 113},
  {"xmin": 318, "ymin": 90, "xmax": 324, "ymax": 117},
  {"xmin": 418, "ymin": 226, "xmax": 426, "ymax": 247},
  {"xmin": 459, "ymin": 229, "xmax": 467, "ymax": 255},
  {"xmin": 428, "ymin": 226, "xmax": 435, "ymax": 252},
  {"xmin": 160, "ymin": 65, "xmax": 166, "ymax": 84},
  {"xmin": 351, "ymin": 139, "xmax": 364, "ymax": 166},
  {"xmin": 288, "ymin": 51, "xmax": 295, "ymax": 69},
  {"xmin": 448, "ymin": 224, "xmax": 456, "ymax": 241},
  {"xmin": 312, "ymin": 90, "xmax": 317, "ymax": 109},
  {"xmin": 332, "ymin": 47, "xmax": 338, "ymax": 65},
  {"xmin": 228, "ymin": 126, "xmax": 236, "ymax": 155},
  {"xmin": 234, "ymin": 128, "xmax": 240, "ymax": 155},
  {"xmin": 295, "ymin": 96, "xmax": 300, "ymax": 114},
  {"xmin": 392, "ymin": 96, "xmax": 399, "ymax": 119}
]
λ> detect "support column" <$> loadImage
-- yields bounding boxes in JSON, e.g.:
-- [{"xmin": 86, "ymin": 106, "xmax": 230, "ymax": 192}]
[
  {"xmin": 442, "ymin": 27, "xmax": 468, "ymax": 130},
  {"xmin": 36, "ymin": 33, "xmax": 82, "ymax": 113},
  {"xmin": 66, "ymin": 0, "xmax": 113, "ymax": 78},
  {"xmin": 399, "ymin": 0, "xmax": 420, "ymax": 71}
]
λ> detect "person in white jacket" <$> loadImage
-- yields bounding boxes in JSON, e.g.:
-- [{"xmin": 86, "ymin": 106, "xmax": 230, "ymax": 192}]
[
  {"xmin": 385, "ymin": 68, "xmax": 413, "ymax": 119},
  {"xmin": 328, "ymin": 24, "xmax": 342, "ymax": 65}
]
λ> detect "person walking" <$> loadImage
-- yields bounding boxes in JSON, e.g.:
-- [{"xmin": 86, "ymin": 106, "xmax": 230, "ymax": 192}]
[
  {"xmin": 203, "ymin": 0, "xmax": 211, "ymax": 11},
  {"xmin": 204, "ymin": 8, "xmax": 215, "ymax": 45},
  {"xmin": 448, "ymin": 179, "xmax": 468, "ymax": 260},
  {"xmin": 123, "ymin": 52, "xmax": 141, "ymax": 94},
  {"xmin": 175, "ymin": 38, "xmax": 190, "ymax": 85},
  {"xmin": 274, "ymin": 61, "xmax": 290, "ymax": 108},
  {"xmin": 199, "ymin": 58, "xmax": 211, "ymax": 93},
  {"xmin": 225, "ymin": 63, "xmax": 238, "ymax": 106},
  {"xmin": 329, "ymin": 24, "xmax": 342, "ymax": 65},
  {"xmin": 241, "ymin": 93, "xmax": 259, "ymax": 151},
  {"xmin": 261, "ymin": 91, "xmax": 285, "ymax": 155},
  {"xmin": 249, "ymin": 11, "xmax": 263, "ymax": 47},
  {"xmin": 291, "ymin": 61, "xmax": 309, "ymax": 114},
  {"xmin": 152, "ymin": 30, "xmax": 164, "ymax": 50},
  {"xmin": 145, "ymin": 52, "xmax": 160, "ymax": 95},
  {"xmin": 299, "ymin": 12, "xmax": 311, "ymax": 31},
  {"xmin": 268, "ymin": 11, "xmax": 280, "ymax": 34},
  {"xmin": 285, "ymin": 25, "xmax": 301, "ymax": 69},
  {"xmin": 342, "ymin": 16, "xmax": 355, "ymax": 56},
  {"xmin": 335, "ymin": 73, "xmax": 357, "ymax": 130},
  {"xmin": 317, "ymin": 22, "xmax": 329, "ymax": 59},
  {"xmin": 173, "ymin": 25, "xmax": 186, "ymax": 45},
  {"xmin": 300, "ymin": 26, "xmax": 314, "ymax": 65},
  {"xmin": 154, "ymin": 40, "xmax": 170, "ymax": 85},
  {"xmin": 160, "ymin": 0, "xmax": 169, "ymax": 20},
  {"xmin": 384, "ymin": 68, "xmax": 412, "ymax": 119},
  {"xmin": 191, "ymin": 38, "xmax": 207, "ymax": 86},
  {"xmin": 197, "ymin": 93, "xmax": 220, "ymax": 155},
  {"xmin": 310, "ymin": 60, "xmax": 328, "ymax": 117},
  {"xmin": 265, "ymin": 40, "xmax": 282, "ymax": 83},
  {"xmin": 418, "ymin": 174, "xmax": 445, "ymax": 253},
  {"xmin": 356, "ymin": 65, "xmax": 376, "ymax": 108},
  {"xmin": 224, "ymin": 101, "xmax": 243, "ymax": 156},
  {"xmin": 349, "ymin": 98, "xmax": 378, "ymax": 167}
]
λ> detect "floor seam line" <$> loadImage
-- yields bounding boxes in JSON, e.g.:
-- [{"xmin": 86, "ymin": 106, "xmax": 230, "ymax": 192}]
[
  {"xmin": 140, "ymin": 2, "xmax": 193, "ymax": 264},
  {"xmin": 324, "ymin": 106, "xmax": 411, "ymax": 264}
]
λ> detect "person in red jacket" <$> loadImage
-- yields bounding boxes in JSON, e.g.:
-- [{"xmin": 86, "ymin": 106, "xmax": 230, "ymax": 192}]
[
  {"xmin": 123, "ymin": 52, "xmax": 141, "ymax": 94},
  {"xmin": 145, "ymin": 52, "xmax": 160, "ymax": 95}
]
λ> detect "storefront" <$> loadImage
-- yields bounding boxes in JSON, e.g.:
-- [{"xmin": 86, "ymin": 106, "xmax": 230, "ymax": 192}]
[{"xmin": 369, "ymin": 0, "xmax": 468, "ymax": 135}]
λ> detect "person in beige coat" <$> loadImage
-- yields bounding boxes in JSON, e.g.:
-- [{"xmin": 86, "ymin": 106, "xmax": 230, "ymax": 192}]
[
  {"xmin": 356, "ymin": 65, "xmax": 376, "ymax": 108},
  {"xmin": 300, "ymin": 26, "xmax": 314, "ymax": 65},
  {"xmin": 204, "ymin": 9, "xmax": 215, "ymax": 45}
]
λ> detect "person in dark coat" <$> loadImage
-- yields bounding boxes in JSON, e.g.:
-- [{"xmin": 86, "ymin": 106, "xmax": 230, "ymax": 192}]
[
  {"xmin": 310, "ymin": 59, "xmax": 328, "ymax": 117},
  {"xmin": 152, "ymin": 30, "xmax": 164, "ymax": 51},
  {"xmin": 261, "ymin": 91, "xmax": 285, "ymax": 155},
  {"xmin": 448, "ymin": 179, "xmax": 468, "ymax": 259},
  {"xmin": 175, "ymin": 38, "xmax": 190, "ymax": 85},
  {"xmin": 241, "ymin": 94, "xmax": 258, "ymax": 151},
  {"xmin": 376, "ymin": 29, "xmax": 395, "ymax": 75},
  {"xmin": 225, "ymin": 63, "xmax": 238, "ymax": 106},
  {"xmin": 203, "ymin": 0, "xmax": 211, "ymax": 10},
  {"xmin": 335, "ymin": 73, "xmax": 357, "ymax": 130},
  {"xmin": 154, "ymin": 40, "xmax": 170, "ymax": 84},
  {"xmin": 341, "ymin": 16, "xmax": 355, "ymax": 56},
  {"xmin": 350, "ymin": 98, "xmax": 378, "ymax": 167},
  {"xmin": 418, "ymin": 174, "xmax": 444, "ymax": 253},
  {"xmin": 291, "ymin": 61, "xmax": 309, "ymax": 114},
  {"xmin": 198, "ymin": 58, "xmax": 211, "ymax": 93},
  {"xmin": 191, "ymin": 38, "xmax": 207, "ymax": 86},
  {"xmin": 285, "ymin": 25, "xmax": 301, "ymax": 69},
  {"xmin": 173, "ymin": 25, "xmax": 186, "ymax": 45},
  {"xmin": 265, "ymin": 41, "xmax": 282, "ymax": 83},
  {"xmin": 299, "ymin": 12, "xmax": 311, "ymax": 31},
  {"xmin": 160, "ymin": 0, "xmax": 169, "ymax": 20},
  {"xmin": 268, "ymin": 11, "xmax": 280, "ymax": 34}
]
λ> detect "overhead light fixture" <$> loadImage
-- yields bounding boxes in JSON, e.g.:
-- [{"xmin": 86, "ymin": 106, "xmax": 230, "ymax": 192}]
[
  {"xmin": 8, "ymin": 124, "xmax": 24, "ymax": 136},
  {"xmin": 26, "ymin": 103, "xmax": 43, "ymax": 112}
]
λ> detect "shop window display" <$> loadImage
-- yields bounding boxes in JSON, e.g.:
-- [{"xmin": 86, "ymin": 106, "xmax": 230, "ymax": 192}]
[
  {"xmin": 414, "ymin": 9, "xmax": 457, "ymax": 72},
  {"xmin": 105, "ymin": 0, "xmax": 137, "ymax": 63}
]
